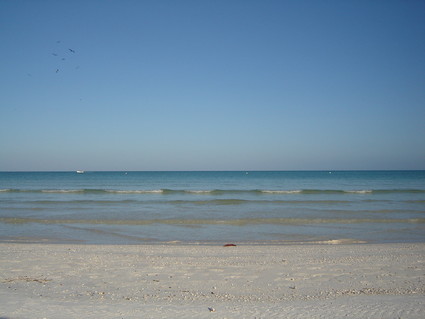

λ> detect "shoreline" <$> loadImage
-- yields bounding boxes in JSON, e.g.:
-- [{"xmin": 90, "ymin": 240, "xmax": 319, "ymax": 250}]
[
  {"xmin": 1, "ymin": 242, "xmax": 424, "ymax": 318},
  {"xmin": 2, "ymin": 231, "xmax": 424, "ymax": 246},
  {"xmin": 0, "ymin": 237, "xmax": 371, "ymax": 245}
]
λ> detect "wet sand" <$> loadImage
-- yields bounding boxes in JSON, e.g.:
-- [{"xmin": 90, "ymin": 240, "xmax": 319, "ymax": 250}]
[{"xmin": 1, "ymin": 243, "xmax": 424, "ymax": 318}]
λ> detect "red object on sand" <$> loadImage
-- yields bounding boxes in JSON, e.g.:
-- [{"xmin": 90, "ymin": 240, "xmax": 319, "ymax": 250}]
[{"xmin": 223, "ymin": 244, "xmax": 237, "ymax": 247}]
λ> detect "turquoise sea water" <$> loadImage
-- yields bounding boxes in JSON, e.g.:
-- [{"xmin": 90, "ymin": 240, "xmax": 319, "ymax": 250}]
[{"xmin": 0, "ymin": 171, "xmax": 424, "ymax": 244}]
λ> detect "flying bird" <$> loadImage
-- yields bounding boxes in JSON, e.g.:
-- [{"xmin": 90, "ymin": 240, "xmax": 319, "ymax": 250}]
[
  {"xmin": 52, "ymin": 53, "xmax": 58, "ymax": 56},
  {"xmin": 69, "ymin": 48, "xmax": 75, "ymax": 53},
  {"xmin": 56, "ymin": 69, "xmax": 59, "ymax": 73}
]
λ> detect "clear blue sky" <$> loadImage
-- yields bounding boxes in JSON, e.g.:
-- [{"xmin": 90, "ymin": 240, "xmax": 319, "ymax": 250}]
[{"xmin": 1, "ymin": 0, "xmax": 424, "ymax": 171}]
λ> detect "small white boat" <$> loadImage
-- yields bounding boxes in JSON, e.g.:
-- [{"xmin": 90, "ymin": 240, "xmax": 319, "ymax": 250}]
[{"xmin": 76, "ymin": 170, "xmax": 85, "ymax": 174}]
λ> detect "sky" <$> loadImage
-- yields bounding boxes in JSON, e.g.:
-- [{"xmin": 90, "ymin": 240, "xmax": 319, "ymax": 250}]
[{"xmin": 0, "ymin": 0, "xmax": 424, "ymax": 171}]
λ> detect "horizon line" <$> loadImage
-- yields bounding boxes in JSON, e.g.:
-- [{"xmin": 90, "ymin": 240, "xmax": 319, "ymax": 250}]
[{"xmin": 1, "ymin": 169, "xmax": 424, "ymax": 173}]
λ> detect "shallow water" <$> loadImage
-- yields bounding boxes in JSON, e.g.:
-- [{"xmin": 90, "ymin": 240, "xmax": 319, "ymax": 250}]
[{"xmin": 1, "ymin": 171, "xmax": 424, "ymax": 244}]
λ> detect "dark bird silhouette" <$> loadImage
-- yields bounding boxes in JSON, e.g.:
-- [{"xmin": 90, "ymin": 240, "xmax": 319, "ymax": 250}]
[
  {"xmin": 69, "ymin": 48, "xmax": 75, "ymax": 53},
  {"xmin": 52, "ymin": 53, "xmax": 58, "ymax": 56},
  {"xmin": 56, "ymin": 69, "xmax": 59, "ymax": 73}
]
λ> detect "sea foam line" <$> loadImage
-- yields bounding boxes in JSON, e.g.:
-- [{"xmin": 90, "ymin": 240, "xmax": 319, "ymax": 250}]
[
  {"xmin": 346, "ymin": 190, "xmax": 373, "ymax": 194},
  {"xmin": 261, "ymin": 190, "xmax": 302, "ymax": 194},
  {"xmin": 1, "ymin": 188, "xmax": 424, "ymax": 195},
  {"xmin": 106, "ymin": 190, "xmax": 164, "ymax": 194}
]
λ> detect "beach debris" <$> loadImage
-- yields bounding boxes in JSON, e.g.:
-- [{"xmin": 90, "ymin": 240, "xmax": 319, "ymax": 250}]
[
  {"xmin": 208, "ymin": 307, "xmax": 216, "ymax": 312},
  {"xmin": 289, "ymin": 285, "xmax": 296, "ymax": 289},
  {"xmin": 223, "ymin": 244, "xmax": 236, "ymax": 247}
]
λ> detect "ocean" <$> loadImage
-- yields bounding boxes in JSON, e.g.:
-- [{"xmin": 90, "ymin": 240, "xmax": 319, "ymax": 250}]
[{"xmin": 0, "ymin": 171, "xmax": 424, "ymax": 244}]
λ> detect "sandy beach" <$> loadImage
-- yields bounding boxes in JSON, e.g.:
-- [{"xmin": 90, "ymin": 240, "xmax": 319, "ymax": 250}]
[{"xmin": 1, "ymin": 243, "xmax": 424, "ymax": 318}]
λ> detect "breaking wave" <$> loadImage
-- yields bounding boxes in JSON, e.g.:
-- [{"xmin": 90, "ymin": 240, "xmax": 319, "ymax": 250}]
[{"xmin": 1, "ymin": 188, "xmax": 424, "ymax": 195}]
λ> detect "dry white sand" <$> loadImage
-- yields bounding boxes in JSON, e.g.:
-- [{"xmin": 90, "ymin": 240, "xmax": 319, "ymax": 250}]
[{"xmin": 1, "ymin": 243, "xmax": 424, "ymax": 318}]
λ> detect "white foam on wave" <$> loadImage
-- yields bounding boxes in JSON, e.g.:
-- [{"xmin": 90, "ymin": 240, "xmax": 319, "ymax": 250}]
[
  {"xmin": 262, "ymin": 190, "xmax": 302, "ymax": 194},
  {"xmin": 107, "ymin": 190, "xmax": 164, "ymax": 194},
  {"xmin": 41, "ymin": 189, "xmax": 82, "ymax": 193},
  {"xmin": 346, "ymin": 190, "xmax": 373, "ymax": 194},
  {"xmin": 186, "ymin": 190, "xmax": 213, "ymax": 194}
]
